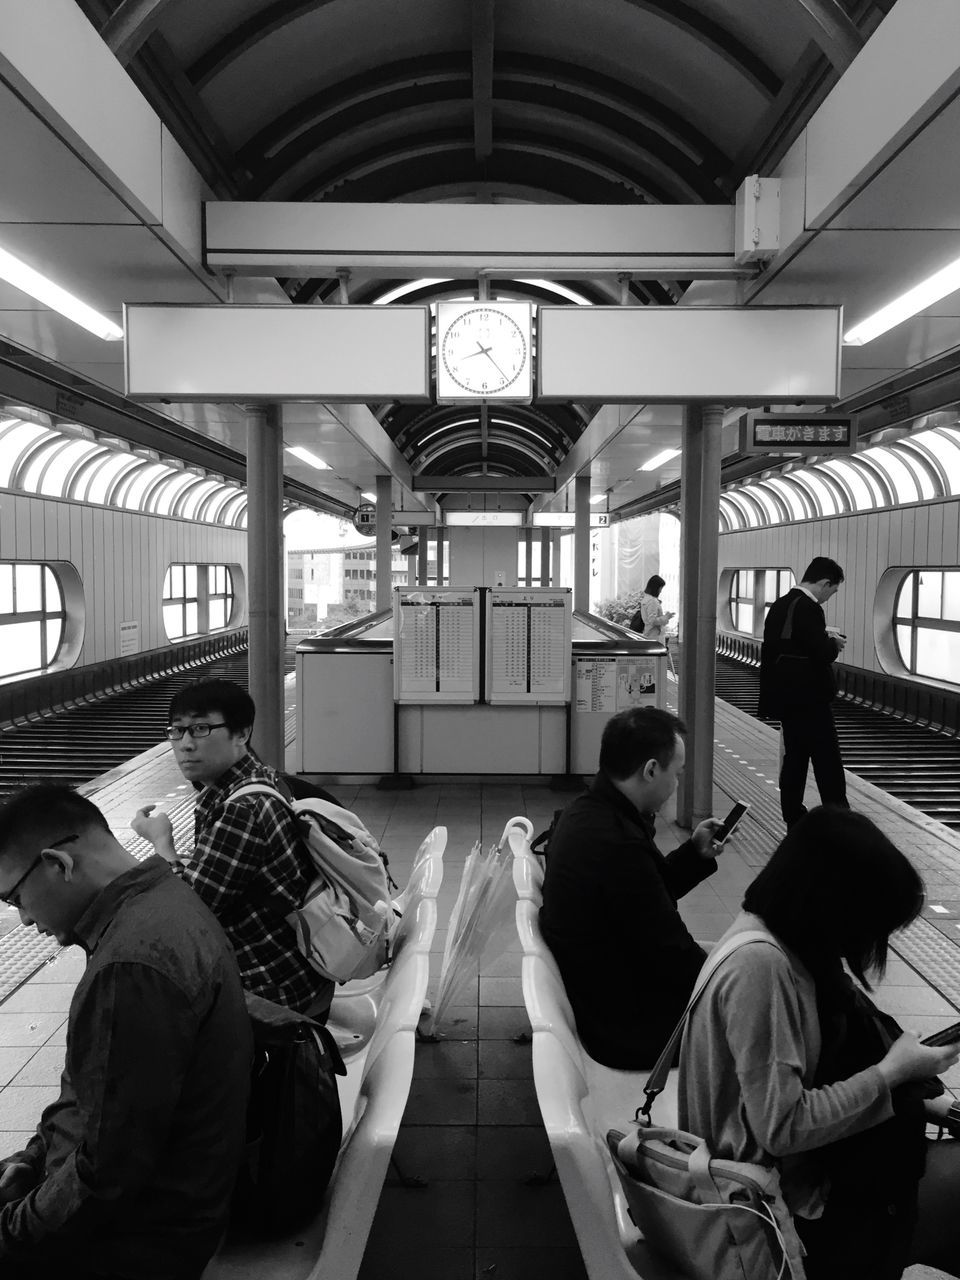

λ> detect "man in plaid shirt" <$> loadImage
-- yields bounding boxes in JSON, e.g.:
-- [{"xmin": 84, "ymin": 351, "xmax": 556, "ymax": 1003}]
[{"xmin": 132, "ymin": 678, "xmax": 332, "ymax": 1017}]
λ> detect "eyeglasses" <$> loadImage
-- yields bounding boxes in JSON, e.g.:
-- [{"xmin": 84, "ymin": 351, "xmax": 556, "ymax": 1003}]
[
  {"xmin": 164, "ymin": 722, "xmax": 231, "ymax": 741},
  {"xmin": 0, "ymin": 835, "xmax": 78, "ymax": 908}
]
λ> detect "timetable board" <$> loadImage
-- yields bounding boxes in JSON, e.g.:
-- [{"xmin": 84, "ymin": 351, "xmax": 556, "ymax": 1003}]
[
  {"xmin": 393, "ymin": 587, "xmax": 480, "ymax": 704},
  {"xmin": 485, "ymin": 588, "xmax": 572, "ymax": 704}
]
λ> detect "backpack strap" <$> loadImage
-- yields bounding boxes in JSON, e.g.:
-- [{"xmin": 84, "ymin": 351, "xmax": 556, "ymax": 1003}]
[
  {"xmin": 780, "ymin": 595, "xmax": 801, "ymax": 642},
  {"xmin": 229, "ymin": 782, "xmax": 291, "ymax": 807},
  {"xmin": 638, "ymin": 930, "xmax": 785, "ymax": 1121}
]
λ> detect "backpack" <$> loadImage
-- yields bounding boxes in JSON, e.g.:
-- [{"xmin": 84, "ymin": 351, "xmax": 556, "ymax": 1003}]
[
  {"xmin": 235, "ymin": 993, "xmax": 346, "ymax": 1236},
  {"xmin": 230, "ymin": 783, "xmax": 398, "ymax": 983}
]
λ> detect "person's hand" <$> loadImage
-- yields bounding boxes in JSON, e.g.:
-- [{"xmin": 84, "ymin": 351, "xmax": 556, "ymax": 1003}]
[
  {"xmin": 692, "ymin": 818, "xmax": 725, "ymax": 858},
  {"xmin": 0, "ymin": 1161, "xmax": 36, "ymax": 1203},
  {"xmin": 877, "ymin": 1031, "xmax": 960, "ymax": 1089},
  {"xmin": 665, "ymin": 611, "xmax": 675, "ymax": 621},
  {"xmin": 131, "ymin": 805, "xmax": 177, "ymax": 861}
]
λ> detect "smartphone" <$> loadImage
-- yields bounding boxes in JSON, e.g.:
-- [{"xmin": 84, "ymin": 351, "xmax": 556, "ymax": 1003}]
[
  {"xmin": 921, "ymin": 1021, "xmax": 960, "ymax": 1047},
  {"xmin": 714, "ymin": 802, "xmax": 749, "ymax": 844}
]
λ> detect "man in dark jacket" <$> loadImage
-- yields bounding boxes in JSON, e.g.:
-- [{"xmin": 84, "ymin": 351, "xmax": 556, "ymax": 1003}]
[
  {"xmin": 0, "ymin": 784, "xmax": 252, "ymax": 1280},
  {"xmin": 759, "ymin": 556, "xmax": 848, "ymax": 828},
  {"xmin": 539, "ymin": 707, "xmax": 723, "ymax": 1069}
]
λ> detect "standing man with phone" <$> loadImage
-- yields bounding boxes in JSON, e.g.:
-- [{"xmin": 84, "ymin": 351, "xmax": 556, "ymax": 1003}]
[{"xmin": 759, "ymin": 557, "xmax": 849, "ymax": 829}]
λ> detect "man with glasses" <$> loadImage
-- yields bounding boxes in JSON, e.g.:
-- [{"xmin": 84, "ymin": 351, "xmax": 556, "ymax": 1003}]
[
  {"xmin": 132, "ymin": 678, "xmax": 332, "ymax": 1017},
  {"xmin": 0, "ymin": 784, "xmax": 251, "ymax": 1280}
]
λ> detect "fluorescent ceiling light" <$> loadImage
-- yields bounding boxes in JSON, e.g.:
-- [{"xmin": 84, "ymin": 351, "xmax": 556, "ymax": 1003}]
[
  {"xmin": 0, "ymin": 245, "xmax": 123, "ymax": 341},
  {"xmin": 844, "ymin": 254, "xmax": 960, "ymax": 345},
  {"xmin": 589, "ymin": 494, "xmax": 606, "ymax": 505},
  {"xmin": 533, "ymin": 512, "xmax": 576, "ymax": 527},
  {"xmin": 638, "ymin": 447, "xmax": 681, "ymax": 472},
  {"xmin": 446, "ymin": 511, "xmax": 523, "ymax": 526},
  {"xmin": 285, "ymin": 446, "xmax": 330, "ymax": 470},
  {"xmin": 361, "ymin": 491, "xmax": 377, "ymax": 503}
]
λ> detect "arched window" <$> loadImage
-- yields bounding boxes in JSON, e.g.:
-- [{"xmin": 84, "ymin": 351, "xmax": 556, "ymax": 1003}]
[
  {"xmin": 893, "ymin": 569, "xmax": 960, "ymax": 684},
  {"xmin": 0, "ymin": 562, "xmax": 66, "ymax": 679},
  {"xmin": 162, "ymin": 563, "xmax": 236, "ymax": 640}
]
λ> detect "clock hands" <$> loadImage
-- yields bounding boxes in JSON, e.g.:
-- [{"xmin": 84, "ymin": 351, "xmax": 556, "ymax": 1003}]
[{"xmin": 463, "ymin": 340, "xmax": 510, "ymax": 384}]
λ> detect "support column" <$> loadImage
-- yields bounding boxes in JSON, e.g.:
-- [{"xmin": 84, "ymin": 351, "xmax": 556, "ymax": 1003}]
[
  {"xmin": 574, "ymin": 472, "xmax": 591, "ymax": 612},
  {"xmin": 375, "ymin": 474, "xmax": 393, "ymax": 612},
  {"xmin": 676, "ymin": 402, "xmax": 723, "ymax": 829},
  {"xmin": 417, "ymin": 528, "xmax": 429, "ymax": 585},
  {"xmin": 539, "ymin": 529, "xmax": 550, "ymax": 585},
  {"xmin": 551, "ymin": 530, "xmax": 562, "ymax": 586},
  {"xmin": 246, "ymin": 404, "xmax": 285, "ymax": 769}
]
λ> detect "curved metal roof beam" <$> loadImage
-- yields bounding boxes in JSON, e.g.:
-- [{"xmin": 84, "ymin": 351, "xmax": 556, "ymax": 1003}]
[
  {"xmin": 99, "ymin": 0, "xmax": 175, "ymax": 64},
  {"xmin": 789, "ymin": 0, "xmax": 864, "ymax": 70},
  {"xmin": 188, "ymin": 0, "xmax": 780, "ymax": 97},
  {"xmin": 287, "ymin": 132, "xmax": 677, "ymax": 205},
  {"xmin": 618, "ymin": 0, "xmax": 781, "ymax": 97},
  {"xmin": 239, "ymin": 52, "xmax": 730, "ymax": 179},
  {"xmin": 244, "ymin": 87, "xmax": 724, "ymax": 203}
]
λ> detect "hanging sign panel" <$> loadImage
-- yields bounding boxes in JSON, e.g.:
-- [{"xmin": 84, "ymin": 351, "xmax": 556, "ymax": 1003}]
[
  {"xmin": 393, "ymin": 587, "xmax": 480, "ymax": 704},
  {"xmin": 537, "ymin": 306, "xmax": 842, "ymax": 403},
  {"xmin": 485, "ymin": 588, "xmax": 571, "ymax": 705},
  {"xmin": 738, "ymin": 411, "xmax": 855, "ymax": 454},
  {"xmin": 124, "ymin": 305, "xmax": 431, "ymax": 401}
]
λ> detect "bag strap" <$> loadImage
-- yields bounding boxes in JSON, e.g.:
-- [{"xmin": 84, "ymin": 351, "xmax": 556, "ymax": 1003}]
[
  {"xmin": 638, "ymin": 930, "xmax": 784, "ymax": 1121},
  {"xmin": 780, "ymin": 594, "xmax": 801, "ymax": 642},
  {"xmin": 229, "ymin": 781, "xmax": 291, "ymax": 807}
]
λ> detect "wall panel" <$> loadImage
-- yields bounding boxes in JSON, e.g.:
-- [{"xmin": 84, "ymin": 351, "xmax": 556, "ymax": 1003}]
[
  {"xmin": 718, "ymin": 497, "xmax": 960, "ymax": 676},
  {"xmin": 0, "ymin": 491, "xmax": 247, "ymax": 666}
]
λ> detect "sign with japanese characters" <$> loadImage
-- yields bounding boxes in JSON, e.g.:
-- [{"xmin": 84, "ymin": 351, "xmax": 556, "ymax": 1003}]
[{"xmin": 739, "ymin": 411, "xmax": 855, "ymax": 455}]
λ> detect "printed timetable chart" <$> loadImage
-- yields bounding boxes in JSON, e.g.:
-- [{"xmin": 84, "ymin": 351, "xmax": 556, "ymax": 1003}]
[
  {"xmin": 486, "ymin": 588, "xmax": 571, "ymax": 704},
  {"xmin": 393, "ymin": 587, "xmax": 480, "ymax": 703},
  {"xmin": 575, "ymin": 655, "xmax": 658, "ymax": 713}
]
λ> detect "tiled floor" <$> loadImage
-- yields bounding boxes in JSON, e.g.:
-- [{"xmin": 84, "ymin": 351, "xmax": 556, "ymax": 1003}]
[{"xmin": 1, "ymin": 684, "xmax": 960, "ymax": 1278}]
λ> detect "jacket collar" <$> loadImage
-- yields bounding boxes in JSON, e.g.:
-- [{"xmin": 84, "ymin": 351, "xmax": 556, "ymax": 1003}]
[
  {"xmin": 590, "ymin": 770, "xmax": 657, "ymax": 836},
  {"xmin": 72, "ymin": 856, "xmax": 171, "ymax": 955}
]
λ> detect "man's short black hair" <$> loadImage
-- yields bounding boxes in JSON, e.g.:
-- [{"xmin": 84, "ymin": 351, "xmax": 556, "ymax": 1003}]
[
  {"xmin": 599, "ymin": 707, "xmax": 686, "ymax": 780},
  {"xmin": 0, "ymin": 785, "xmax": 110, "ymax": 866},
  {"xmin": 801, "ymin": 557, "xmax": 844, "ymax": 586},
  {"xmin": 168, "ymin": 679, "xmax": 255, "ymax": 735}
]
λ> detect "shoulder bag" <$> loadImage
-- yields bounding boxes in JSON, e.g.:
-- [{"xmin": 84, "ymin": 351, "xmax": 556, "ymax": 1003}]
[{"xmin": 606, "ymin": 931, "xmax": 807, "ymax": 1280}]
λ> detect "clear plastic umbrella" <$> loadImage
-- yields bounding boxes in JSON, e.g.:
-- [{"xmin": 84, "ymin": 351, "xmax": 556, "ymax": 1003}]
[{"xmin": 421, "ymin": 816, "xmax": 531, "ymax": 1036}]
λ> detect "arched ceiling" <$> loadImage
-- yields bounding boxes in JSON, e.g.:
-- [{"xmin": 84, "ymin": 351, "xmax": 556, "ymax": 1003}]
[{"xmin": 49, "ymin": 0, "xmax": 901, "ymax": 509}]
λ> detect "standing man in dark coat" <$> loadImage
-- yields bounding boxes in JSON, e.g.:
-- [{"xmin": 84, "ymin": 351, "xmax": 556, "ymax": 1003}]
[
  {"xmin": 539, "ymin": 707, "xmax": 723, "ymax": 1069},
  {"xmin": 759, "ymin": 556, "xmax": 848, "ymax": 828}
]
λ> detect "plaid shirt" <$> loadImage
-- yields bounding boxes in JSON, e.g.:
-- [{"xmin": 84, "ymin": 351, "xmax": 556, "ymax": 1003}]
[{"xmin": 172, "ymin": 754, "xmax": 331, "ymax": 1013}]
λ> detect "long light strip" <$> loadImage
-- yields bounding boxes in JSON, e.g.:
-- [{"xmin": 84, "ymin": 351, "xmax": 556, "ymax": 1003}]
[
  {"xmin": 844, "ymin": 253, "xmax": 960, "ymax": 345},
  {"xmin": 285, "ymin": 446, "xmax": 330, "ymax": 470},
  {"xmin": 0, "ymin": 245, "xmax": 123, "ymax": 341},
  {"xmin": 638, "ymin": 447, "xmax": 681, "ymax": 472}
]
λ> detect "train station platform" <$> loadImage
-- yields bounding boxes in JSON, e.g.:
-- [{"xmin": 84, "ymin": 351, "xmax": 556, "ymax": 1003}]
[{"xmin": 0, "ymin": 677, "xmax": 959, "ymax": 1279}]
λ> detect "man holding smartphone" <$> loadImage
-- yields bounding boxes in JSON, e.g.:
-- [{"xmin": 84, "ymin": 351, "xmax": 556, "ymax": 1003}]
[
  {"xmin": 759, "ymin": 557, "xmax": 849, "ymax": 829},
  {"xmin": 539, "ymin": 707, "xmax": 724, "ymax": 1069}
]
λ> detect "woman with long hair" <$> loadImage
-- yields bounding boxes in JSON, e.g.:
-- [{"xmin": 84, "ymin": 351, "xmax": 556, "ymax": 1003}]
[
  {"xmin": 678, "ymin": 806, "xmax": 960, "ymax": 1280},
  {"xmin": 629, "ymin": 574, "xmax": 674, "ymax": 641}
]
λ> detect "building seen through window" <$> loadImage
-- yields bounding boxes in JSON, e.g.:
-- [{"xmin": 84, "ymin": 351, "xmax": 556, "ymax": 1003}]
[
  {"xmin": 0, "ymin": 562, "xmax": 66, "ymax": 679},
  {"xmin": 894, "ymin": 569, "xmax": 960, "ymax": 685}
]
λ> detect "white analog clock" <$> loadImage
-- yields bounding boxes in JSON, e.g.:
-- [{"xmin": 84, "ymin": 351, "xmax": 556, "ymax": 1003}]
[{"xmin": 436, "ymin": 302, "xmax": 533, "ymax": 402}]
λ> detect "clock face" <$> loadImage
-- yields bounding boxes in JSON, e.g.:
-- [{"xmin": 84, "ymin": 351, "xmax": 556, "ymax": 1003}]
[{"xmin": 440, "ymin": 306, "xmax": 530, "ymax": 397}]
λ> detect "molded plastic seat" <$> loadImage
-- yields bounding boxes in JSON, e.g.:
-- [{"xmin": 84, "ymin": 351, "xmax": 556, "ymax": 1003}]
[
  {"xmin": 328, "ymin": 900, "xmax": 436, "ymax": 1057},
  {"xmin": 521, "ymin": 953, "xmax": 680, "ymax": 1279}
]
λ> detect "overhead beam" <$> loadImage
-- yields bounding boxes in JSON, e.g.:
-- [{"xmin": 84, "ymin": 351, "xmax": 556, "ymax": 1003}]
[
  {"xmin": 789, "ymin": 0, "xmax": 864, "ymax": 71},
  {"xmin": 99, "ymin": 0, "xmax": 177, "ymax": 65},
  {"xmin": 204, "ymin": 201, "xmax": 742, "ymax": 277},
  {"xmin": 472, "ymin": 0, "xmax": 495, "ymax": 162}
]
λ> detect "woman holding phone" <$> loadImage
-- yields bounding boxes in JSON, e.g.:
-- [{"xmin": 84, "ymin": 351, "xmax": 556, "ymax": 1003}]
[{"xmin": 678, "ymin": 806, "xmax": 960, "ymax": 1280}]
